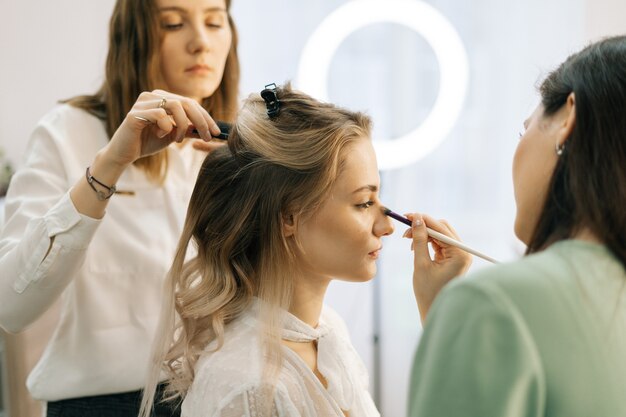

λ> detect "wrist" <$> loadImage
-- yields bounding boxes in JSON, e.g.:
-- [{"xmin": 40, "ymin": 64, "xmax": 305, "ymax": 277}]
[{"xmin": 90, "ymin": 148, "xmax": 128, "ymax": 185}]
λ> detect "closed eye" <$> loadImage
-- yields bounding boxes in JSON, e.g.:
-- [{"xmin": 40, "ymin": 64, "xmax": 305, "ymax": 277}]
[{"xmin": 162, "ymin": 22, "xmax": 183, "ymax": 30}]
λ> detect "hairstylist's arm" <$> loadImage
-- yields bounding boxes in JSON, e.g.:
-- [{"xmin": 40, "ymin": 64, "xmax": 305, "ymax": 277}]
[
  {"xmin": 403, "ymin": 213, "xmax": 472, "ymax": 322},
  {"xmin": 0, "ymin": 90, "xmax": 221, "ymax": 332},
  {"xmin": 71, "ymin": 90, "xmax": 221, "ymax": 219}
]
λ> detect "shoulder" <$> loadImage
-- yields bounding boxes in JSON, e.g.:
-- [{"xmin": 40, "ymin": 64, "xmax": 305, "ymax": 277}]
[
  {"xmin": 184, "ymin": 317, "xmax": 295, "ymax": 416},
  {"xmin": 195, "ymin": 315, "xmax": 265, "ymax": 382},
  {"xmin": 423, "ymin": 254, "xmax": 556, "ymax": 348},
  {"xmin": 422, "ymin": 244, "xmax": 589, "ymax": 352},
  {"xmin": 37, "ymin": 103, "xmax": 103, "ymax": 131},
  {"xmin": 186, "ymin": 315, "xmax": 266, "ymax": 401},
  {"xmin": 23, "ymin": 104, "xmax": 108, "ymax": 169},
  {"xmin": 32, "ymin": 104, "xmax": 107, "ymax": 147},
  {"xmin": 444, "ymin": 241, "xmax": 604, "ymax": 317}
]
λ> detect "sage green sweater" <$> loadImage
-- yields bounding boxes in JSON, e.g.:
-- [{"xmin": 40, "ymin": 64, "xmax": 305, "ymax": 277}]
[{"xmin": 409, "ymin": 240, "xmax": 626, "ymax": 417}]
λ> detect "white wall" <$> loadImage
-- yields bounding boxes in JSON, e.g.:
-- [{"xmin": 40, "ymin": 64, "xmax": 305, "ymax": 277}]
[{"xmin": 0, "ymin": 1, "xmax": 116, "ymax": 166}]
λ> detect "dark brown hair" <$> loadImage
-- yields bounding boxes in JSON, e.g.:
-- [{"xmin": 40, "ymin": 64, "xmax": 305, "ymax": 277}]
[
  {"xmin": 64, "ymin": 0, "xmax": 240, "ymax": 182},
  {"xmin": 527, "ymin": 35, "xmax": 626, "ymax": 269}
]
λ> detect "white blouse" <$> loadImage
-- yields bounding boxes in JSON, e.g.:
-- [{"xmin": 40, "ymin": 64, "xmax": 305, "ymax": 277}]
[
  {"xmin": 0, "ymin": 104, "xmax": 205, "ymax": 400},
  {"xmin": 183, "ymin": 301, "xmax": 380, "ymax": 417}
]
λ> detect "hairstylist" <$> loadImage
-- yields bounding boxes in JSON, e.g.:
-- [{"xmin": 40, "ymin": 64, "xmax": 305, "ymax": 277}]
[{"xmin": 0, "ymin": 0, "xmax": 239, "ymax": 415}]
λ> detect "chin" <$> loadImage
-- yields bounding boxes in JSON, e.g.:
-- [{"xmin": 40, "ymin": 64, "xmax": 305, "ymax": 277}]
[
  {"xmin": 513, "ymin": 219, "xmax": 531, "ymax": 245},
  {"xmin": 336, "ymin": 271, "xmax": 376, "ymax": 283}
]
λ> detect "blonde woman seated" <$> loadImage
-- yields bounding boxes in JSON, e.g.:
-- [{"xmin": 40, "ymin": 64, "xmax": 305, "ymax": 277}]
[{"xmin": 141, "ymin": 83, "xmax": 466, "ymax": 416}]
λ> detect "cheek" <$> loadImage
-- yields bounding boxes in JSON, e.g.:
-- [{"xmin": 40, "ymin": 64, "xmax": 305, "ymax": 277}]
[
  {"xmin": 159, "ymin": 39, "xmax": 176, "ymax": 74},
  {"xmin": 216, "ymin": 30, "xmax": 233, "ymax": 64}
]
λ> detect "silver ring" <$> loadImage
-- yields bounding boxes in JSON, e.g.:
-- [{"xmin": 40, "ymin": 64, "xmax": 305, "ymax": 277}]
[
  {"xmin": 158, "ymin": 97, "xmax": 167, "ymax": 110},
  {"xmin": 133, "ymin": 115, "xmax": 152, "ymax": 123}
]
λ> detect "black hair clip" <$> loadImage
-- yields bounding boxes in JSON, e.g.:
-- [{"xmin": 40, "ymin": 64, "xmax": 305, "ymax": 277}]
[{"xmin": 260, "ymin": 83, "xmax": 280, "ymax": 119}]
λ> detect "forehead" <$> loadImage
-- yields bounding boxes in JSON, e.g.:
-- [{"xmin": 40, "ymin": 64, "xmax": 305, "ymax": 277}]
[{"xmin": 334, "ymin": 139, "xmax": 379, "ymax": 194}]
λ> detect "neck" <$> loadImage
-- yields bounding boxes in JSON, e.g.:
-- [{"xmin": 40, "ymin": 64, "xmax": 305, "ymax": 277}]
[
  {"xmin": 573, "ymin": 227, "xmax": 602, "ymax": 244},
  {"xmin": 289, "ymin": 272, "xmax": 331, "ymax": 328}
]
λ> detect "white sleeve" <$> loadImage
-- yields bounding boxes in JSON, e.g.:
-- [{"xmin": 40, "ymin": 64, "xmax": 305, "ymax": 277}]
[{"xmin": 0, "ymin": 120, "xmax": 101, "ymax": 333}]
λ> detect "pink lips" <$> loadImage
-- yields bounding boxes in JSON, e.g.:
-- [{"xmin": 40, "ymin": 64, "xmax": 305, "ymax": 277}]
[
  {"xmin": 369, "ymin": 247, "xmax": 382, "ymax": 259},
  {"xmin": 185, "ymin": 64, "xmax": 211, "ymax": 74}
]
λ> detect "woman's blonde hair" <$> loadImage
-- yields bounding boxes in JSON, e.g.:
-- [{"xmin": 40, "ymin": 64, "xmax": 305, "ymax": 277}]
[
  {"xmin": 64, "ymin": 0, "xmax": 240, "ymax": 183},
  {"xmin": 140, "ymin": 83, "xmax": 371, "ymax": 414}
]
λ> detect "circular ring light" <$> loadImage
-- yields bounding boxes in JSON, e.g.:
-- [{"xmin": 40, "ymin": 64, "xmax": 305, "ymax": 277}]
[{"xmin": 296, "ymin": 0, "xmax": 469, "ymax": 170}]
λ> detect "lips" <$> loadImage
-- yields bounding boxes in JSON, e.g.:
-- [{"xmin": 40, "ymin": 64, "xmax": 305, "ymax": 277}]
[
  {"xmin": 368, "ymin": 246, "xmax": 382, "ymax": 258},
  {"xmin": 185, "ymin": 64, "xmax": 211, "ymax": 73}
]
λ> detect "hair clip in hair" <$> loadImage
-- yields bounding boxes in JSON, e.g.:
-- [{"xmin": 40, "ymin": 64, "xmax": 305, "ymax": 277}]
[{"xmin": 261, "ymin": 83, "xmax": 280, "ymax": 119}]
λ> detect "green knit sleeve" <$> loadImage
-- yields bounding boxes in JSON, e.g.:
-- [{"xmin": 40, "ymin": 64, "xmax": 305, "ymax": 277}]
[{"xmin": 407, "ymin": 280, "xmax": 546, "ymax": 417}]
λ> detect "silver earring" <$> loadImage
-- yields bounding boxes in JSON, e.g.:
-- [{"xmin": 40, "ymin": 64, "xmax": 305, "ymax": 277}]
[{"xmin": 556, "ymin": 142, "xmax": 565, "ymax": 156}]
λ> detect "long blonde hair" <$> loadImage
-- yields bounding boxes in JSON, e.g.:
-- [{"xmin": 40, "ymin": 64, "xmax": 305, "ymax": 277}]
[
  {"xmin": 64, "ymin": 0, "xmax": 240, "ymax": 183},
  {"xmin": 140, "ymin": 83, "xmax": 371, "ymax": 414}
]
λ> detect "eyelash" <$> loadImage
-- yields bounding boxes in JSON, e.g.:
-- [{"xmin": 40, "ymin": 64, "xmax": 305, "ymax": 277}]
[
  {"xmin": 163, "ymin": 23, "xmax": 183, "ymax": 30},
  {"xmin": 162, "ymin": 22, "xmax": 223, "ymax": 31},
  {"xmin": 356, "ymin": 201, "xmax": 375, "ymax": 209}
]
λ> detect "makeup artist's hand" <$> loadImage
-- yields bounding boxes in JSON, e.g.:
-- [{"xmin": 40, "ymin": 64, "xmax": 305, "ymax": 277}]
[
  {"xmin": 103, "ymin": 89, "xmax": 222, "ymax": 168},
  {"xmin": 403, "ymin": 213, "xmax": 472, "ymax": 322}
]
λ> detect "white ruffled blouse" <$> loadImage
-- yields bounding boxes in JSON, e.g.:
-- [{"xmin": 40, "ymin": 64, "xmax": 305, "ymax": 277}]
[{"xmin": 182, "ymin": 301, "xmax": 380, "ymax": 416}]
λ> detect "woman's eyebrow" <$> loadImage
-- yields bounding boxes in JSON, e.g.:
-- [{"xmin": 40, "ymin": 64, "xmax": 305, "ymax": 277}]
[
  {"xmin": 352, "ymin": 185, "xmax": 378, "ymax": 194},
  {"xmin": 158, "ymin": 6, "xmax": 227, "ymax": 13}
]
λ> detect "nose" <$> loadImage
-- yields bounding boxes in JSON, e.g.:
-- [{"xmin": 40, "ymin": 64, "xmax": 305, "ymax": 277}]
[
  {"xmin": 374, "ymin": 208, "xmax": 394, "ymax": 237},
  {"xmin": 187, "ymin": 22, "xmax": 211, "ymax": 54}
]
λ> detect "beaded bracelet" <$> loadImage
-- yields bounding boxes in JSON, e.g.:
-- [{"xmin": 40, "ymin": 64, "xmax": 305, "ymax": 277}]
[{"xmin": 86, "ymin": 166, "xmax": 116, "ymax": 200}]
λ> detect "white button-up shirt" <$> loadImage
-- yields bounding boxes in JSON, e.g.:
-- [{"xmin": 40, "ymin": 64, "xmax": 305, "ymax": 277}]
[{"xmin": 0, "ymin": 104, "xmax": 205, "ymax": 401}]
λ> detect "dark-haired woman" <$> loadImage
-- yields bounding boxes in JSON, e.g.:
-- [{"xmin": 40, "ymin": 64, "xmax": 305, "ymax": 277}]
[
  {"xmin": 405, "ymin": 35, "xmax": 626, "ymax": 416},
  {"xmin": 0, "ymin": 0, "xmax": 239, "ymax": 415}
]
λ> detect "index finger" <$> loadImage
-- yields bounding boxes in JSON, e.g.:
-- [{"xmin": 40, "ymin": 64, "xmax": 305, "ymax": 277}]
[
  {"xmin": 422, "ymin": 215, "xmax": 458, "ymax": 243},
  {"xmin": 190, "ymin": 100, "xmax": 220, "ymax": 137}
]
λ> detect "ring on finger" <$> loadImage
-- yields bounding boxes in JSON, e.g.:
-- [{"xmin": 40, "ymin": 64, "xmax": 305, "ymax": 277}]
[
  {"xmin": 133, "ymin": 115, "xmax": 152, "ymax": 123},
  {"xmin": 158, "ymin": 97, "xmax": 167, "ymax": 110}
]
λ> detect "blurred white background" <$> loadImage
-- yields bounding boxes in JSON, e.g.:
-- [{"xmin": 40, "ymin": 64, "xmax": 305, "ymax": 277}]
[{"xmin": 1, "ymin": 1, "xmax": 624, "ymax": 416}]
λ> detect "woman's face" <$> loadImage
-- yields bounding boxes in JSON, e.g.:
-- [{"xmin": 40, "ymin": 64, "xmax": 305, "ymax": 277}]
[
  {"xmin": 157, "ymin": 0, "xmax": 232, "ymax": 102},
  {"xmin": 293, "ymin": 139, "xmax": 395, "ymax": 283},
  {"xmin": 512, "ymin": 104, "xmax": 561, "ymax": 244}
]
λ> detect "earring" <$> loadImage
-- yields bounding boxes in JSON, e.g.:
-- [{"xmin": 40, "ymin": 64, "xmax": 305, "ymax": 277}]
[{"xmin": 556, "ymin": 142, "xmax": 565, "ymax": 156}]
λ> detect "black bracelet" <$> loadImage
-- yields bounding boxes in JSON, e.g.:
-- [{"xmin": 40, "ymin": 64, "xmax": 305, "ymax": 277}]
[{"xmin": 85, "ymin": 166, "xmax": 117, "ymax": 201}]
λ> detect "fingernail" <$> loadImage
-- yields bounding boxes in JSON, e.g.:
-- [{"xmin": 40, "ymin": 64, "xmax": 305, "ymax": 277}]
[
  {"xmin": 413, "ymin": 217, "xmax": 422, "ymax": 228},
  {"xmin": 158, "ymin": 131, "xmax": 168, "ymax": 139}
]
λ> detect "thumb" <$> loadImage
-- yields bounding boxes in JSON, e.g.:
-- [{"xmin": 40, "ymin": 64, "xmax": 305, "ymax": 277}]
[{"xmin": 410, "ymin": 214, "xmax": 431, "ymax": 267}]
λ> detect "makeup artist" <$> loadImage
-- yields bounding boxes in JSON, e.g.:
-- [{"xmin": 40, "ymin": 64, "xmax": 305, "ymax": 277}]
[
  {"xmin": 0, "ymin": 0, "xmax": 239, "ymax": 415},
  {"xmin": 404, "ymin": 35, "xmax": 626, "ymax": 416}
]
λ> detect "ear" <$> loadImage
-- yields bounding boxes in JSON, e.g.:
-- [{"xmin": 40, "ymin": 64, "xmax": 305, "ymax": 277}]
[
  {"xmin": 282, "ymin": 213, "xmax": 297, "ymax": 237},
  {"xmin": 557, "ymin": 92, "xmax": 576, "ymax": 146}
]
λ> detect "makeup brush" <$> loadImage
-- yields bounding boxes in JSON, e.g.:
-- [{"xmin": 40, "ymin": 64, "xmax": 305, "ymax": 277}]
[{"xmin": 383, "ymin": 208, "xmax": 499, "ymax": 264}]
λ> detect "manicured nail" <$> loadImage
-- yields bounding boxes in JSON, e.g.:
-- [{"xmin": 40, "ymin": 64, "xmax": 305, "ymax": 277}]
[{"xmin": 413, "ymin": 217, "xmax": 422, "ymax": 227}]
